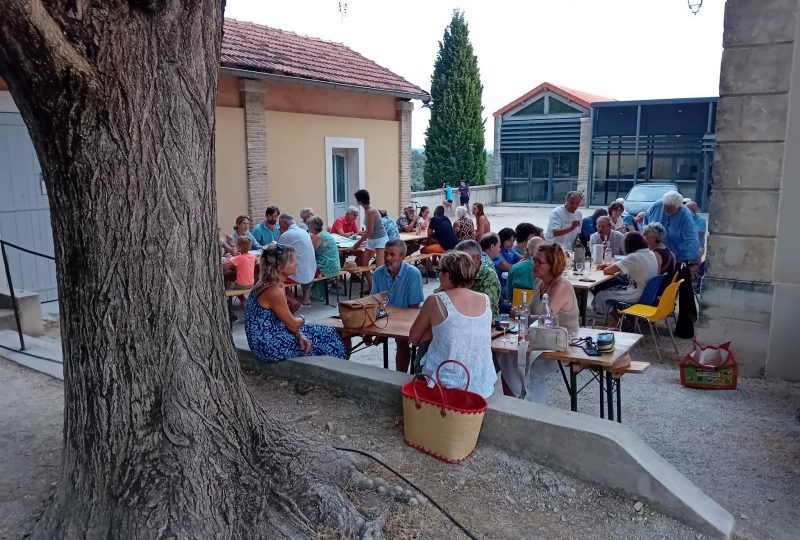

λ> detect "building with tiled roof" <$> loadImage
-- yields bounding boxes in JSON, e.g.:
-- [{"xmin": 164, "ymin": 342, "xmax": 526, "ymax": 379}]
[
  {"xmin": 212, "ymin": 19, "xmax": 430, "ymax": 229},
  {"xmin": 493, "ymin": 82, "xmax": 716, "ymax": 211}
]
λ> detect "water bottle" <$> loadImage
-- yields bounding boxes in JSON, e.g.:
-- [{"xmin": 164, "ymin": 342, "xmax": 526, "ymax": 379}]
[
  {"xmin": 517, "ymin": 291, "xmax": 529, "ymax": 341},
  {"xmin": 537, "ymin": 293, "xmax": 559, "ymax": 328},
  {"xmin": 603, "ymin": 240, "xmax": 613, "ymax": 264}
]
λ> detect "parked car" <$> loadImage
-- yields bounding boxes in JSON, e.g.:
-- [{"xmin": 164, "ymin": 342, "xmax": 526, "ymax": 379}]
[{"xmin": 622, "ymin": 183, "xmax": 679, "ymax": 216}]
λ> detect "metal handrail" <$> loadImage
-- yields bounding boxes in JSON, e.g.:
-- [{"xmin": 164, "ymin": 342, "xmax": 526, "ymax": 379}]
[{"xmin": 0, "ymin": 239, "xmax": 56, "ymax": 351}]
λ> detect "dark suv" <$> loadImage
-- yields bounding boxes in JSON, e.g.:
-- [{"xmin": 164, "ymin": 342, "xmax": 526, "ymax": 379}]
[{"xmin": 622, "ymin": 183, "xmax": 679, "ymax": 215}]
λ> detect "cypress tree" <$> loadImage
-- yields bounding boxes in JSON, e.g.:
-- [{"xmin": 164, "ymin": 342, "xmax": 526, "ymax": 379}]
[{"xmin": 423, "ymin": 10, "xmax": 486, "ymax": 191}]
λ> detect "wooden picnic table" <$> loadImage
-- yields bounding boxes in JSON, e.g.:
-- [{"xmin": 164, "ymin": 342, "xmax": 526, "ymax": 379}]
[
  {"xmin": 319, "ymin": 306, "xmax": 421, "ymax": 369},
  {"xmin": 492, "ymin": 328, "xmax": 643, "ymax": 422},
  {"xmin": 399, "ymin": 231, "xmax": 429, "ymax": 243},
  {"xmin": 565, "ymin": 268, "xmax": 616, "ymax": 325}
]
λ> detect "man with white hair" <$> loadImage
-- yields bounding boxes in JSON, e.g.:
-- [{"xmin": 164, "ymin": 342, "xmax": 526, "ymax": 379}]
[
  {"xmin": 330, "ymin": 206, "xmax": 360, "ymax": 237},
  {"xmin": 298, "ymin": 207, "xmax": 315, "ymax": 231},
  {"xmin": 278, "ymin": 213, "xmax": 316, "ymax": 289},
  {"xmin": 635, "ymin": 191, "xmax": 699, "ymax": 263},
  {"xmin": 545, "ymin": 191, "xmax": 583, "ymax": 248},
  {"xmin": 590, "ymin": 216, "xmax": 625, "ymax": 256}
]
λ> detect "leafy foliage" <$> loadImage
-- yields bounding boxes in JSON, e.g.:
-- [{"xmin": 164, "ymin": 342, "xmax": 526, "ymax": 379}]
[{"xmin": 423, "ymin": 10, "xmax": 486, "ymax": 191}]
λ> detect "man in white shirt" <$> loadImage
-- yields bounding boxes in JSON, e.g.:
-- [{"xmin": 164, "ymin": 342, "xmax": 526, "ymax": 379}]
[
  {"xmin": 278, "ymin": 214, "xmax": 317, "ymax": 309},
  {"xmin": 590, "ymin": 216, "xmax": 626, "ymax": 256},
  {"xmin": 545, "ymin": 191, "xmax": 583, "ymax": 248}
]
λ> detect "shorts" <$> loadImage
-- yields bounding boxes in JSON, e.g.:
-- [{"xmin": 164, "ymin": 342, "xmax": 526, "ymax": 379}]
[
  {"xmin": 366, "ymin": 235, "xmax": 389, "ymax": 250},
  {"xmin": 460, "ymin": 196, "xmax": 469, "ymax": 206},
  {"xmin": 444, "ymin": 199, "xmax": 453, "ymax": 204}
]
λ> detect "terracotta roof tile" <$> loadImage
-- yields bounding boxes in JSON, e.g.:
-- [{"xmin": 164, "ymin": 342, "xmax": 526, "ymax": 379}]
[
  {"xmin": 221, "ymin": 19, "xmax": 430, "ymax": 100},
  {"xmin": 494, "ymin": 82, "xmax": 615, "ymax": 116}
]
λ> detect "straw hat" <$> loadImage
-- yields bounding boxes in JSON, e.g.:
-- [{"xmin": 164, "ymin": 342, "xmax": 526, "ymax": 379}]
[{"xmin": 343, "ymin": 260, "xmax": 359, "ymax": 272}]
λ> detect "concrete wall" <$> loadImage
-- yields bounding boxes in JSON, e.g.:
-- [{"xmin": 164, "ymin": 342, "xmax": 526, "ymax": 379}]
[
  {"xmin": 215, "ymin": 107, "xmax": 248, "ymax": 231},
  {"xmin": 266, "ymin": 111, "xmax": 400, "ymax": 224},
  {"xmin": 409, "ymin": 184, "xmax": 502, "ymax": 213},
  {"xmin": 699, "ymin": 0, "xmax": 800, "ymax": 379}
]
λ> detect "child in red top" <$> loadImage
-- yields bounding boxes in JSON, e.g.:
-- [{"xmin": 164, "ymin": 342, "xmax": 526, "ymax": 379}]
[{"xmin": 228, "ymin": 237, "xmax": 257, "ymax": 289}]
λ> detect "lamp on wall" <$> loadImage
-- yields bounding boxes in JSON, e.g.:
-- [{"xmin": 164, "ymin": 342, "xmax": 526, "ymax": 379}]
[{"xmin": 687, "ymin": 0, "xmax": 703, "ymax": 15}]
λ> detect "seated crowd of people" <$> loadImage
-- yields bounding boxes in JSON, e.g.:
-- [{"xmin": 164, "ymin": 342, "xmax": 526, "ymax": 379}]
[{"xmin": 225, "ymin": 186, "xmax": 706, "ymax": 405}]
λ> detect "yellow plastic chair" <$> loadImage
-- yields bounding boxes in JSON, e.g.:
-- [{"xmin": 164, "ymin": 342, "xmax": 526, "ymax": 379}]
[
  {"xmin": 512, "ymin": 288, "xmax": 534, "ymax": 308},
  {"xmin": 619, "ymin": 279, "xmax": 683, "ymax": 362}
]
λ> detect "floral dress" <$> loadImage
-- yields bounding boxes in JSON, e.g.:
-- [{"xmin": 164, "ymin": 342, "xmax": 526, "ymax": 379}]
[{"xmin": 244, "ymin": 289, "xmax": 345, "ymax": 362}]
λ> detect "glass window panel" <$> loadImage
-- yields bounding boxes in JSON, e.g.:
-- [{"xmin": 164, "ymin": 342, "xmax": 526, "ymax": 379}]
[
  {"xmin": 650, "ymin": 155, "xmax": 672, "ymax": 180},
  {"xmin": 512, "ymin": 98, "xmax": 545, "ymax": 116},
  {"xmin": 675, "ymin": 155, "xmax": 700, "ymax": 181},
  {"xmin": 553, "ymin": 153, "xmax": 578, "ymax": 178},
  {"xmin": 531, "ymin": 156, "xmax": 549, "ymax": 178},
  {"xmin": 334, "ymin": 154, "xmax": 347, "ymax": 203},
  {"xmin": 503, "ymin": 154, "xmax": 528, "ymax": 178},
  {"xmin": 548, "ymin": 98, "xmax": 581, "ymax": 114},
  {"xmin": 592, "ymin": 154, "xmax": 609, "ymax": 180}
]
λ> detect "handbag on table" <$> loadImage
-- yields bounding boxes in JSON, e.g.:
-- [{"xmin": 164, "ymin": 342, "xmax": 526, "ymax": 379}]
[
  {"xmin": 337, "ymin": 291, "xmax": 388, "ymax": 332},
  {"xmin": 526, "ymin": 326, "xmax": 569, "ymax": 352}
]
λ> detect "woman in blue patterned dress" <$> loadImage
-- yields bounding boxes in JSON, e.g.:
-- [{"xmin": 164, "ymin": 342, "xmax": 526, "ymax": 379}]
[{"xmin": 245, "ymin": 244, "xmax": 345, "ymax": 361}]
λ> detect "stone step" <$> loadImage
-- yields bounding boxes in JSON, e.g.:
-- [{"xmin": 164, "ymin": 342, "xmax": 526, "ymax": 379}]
[{"xmin": 0, "ymin": 329, "xmax": 63, "ymax": 379}]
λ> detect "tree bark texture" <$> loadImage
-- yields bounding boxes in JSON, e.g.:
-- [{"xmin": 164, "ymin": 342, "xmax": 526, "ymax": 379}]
[{"xmin": 0, "ymin": 1, "xmax": 380, "ymax": 537}]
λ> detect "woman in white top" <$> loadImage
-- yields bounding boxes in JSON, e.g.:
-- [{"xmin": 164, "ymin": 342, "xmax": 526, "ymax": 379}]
[
  {"xmin": 410, "ymin": 251, "xmax": 496, "ymax": 398},
  {"xmin": 591, "ymin": 231, "xmax": 658, "ymax": 315}
]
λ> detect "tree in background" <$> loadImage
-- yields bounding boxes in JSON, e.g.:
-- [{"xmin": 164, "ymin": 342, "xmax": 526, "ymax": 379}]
[{"xmin": 423, "ymin": 10, "xmax": 486, "ymax": 191}]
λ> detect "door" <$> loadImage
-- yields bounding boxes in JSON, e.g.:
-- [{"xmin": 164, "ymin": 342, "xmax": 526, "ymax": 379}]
[
  {"xmin": 528, "ymin": 156, "xmax": 550, "ymax": 203},
  {"xmin": 0, "ymin": 112, "xmax": 57, "ymax": 301},
  {"xmin": 331, "ymin": 150, "xmax": 349, "ymax": 218}
]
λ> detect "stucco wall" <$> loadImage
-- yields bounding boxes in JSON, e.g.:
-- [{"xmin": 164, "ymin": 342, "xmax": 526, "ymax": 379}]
[
  {"xmin": 265, "ymin": 111, "xmax": 399, "ymax": 225},
  {"xmin": 215, "ymin": 106, "xmax": 248, "ymax": 231}
]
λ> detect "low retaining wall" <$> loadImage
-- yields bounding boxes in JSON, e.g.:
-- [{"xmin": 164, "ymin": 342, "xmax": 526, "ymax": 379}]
[
  {"xmin": 410, "ymin": 184, "xmax": 501, "ymax": 212},
  {"xmin": 237, "ymin": 348, "xmax": 734, "ymax": 539}
]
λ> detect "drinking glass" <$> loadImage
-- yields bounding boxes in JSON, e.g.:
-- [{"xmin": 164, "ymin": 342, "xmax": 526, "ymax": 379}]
[
  {"xmin": 498, "ymin": 314, "xmax": 511, "ymax": 344},
  {"xmin": 575, "ymin": 260, "xmax": 584, "ymax": 276}
]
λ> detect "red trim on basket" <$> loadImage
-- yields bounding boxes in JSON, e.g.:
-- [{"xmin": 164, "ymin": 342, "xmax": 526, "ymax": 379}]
[
  {"xmin": 401, "ymin": 392, "xmax": 487, "ymax": 415},
  {"xmin": 403, "ymin": 438, "xmax": 476, "ymax": 464}
]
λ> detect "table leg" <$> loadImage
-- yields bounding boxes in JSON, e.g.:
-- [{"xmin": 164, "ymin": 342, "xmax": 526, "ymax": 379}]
[
  {"xmin": 616, "ymin": 377, "xmax": 622, "ymax": 424},
  {"xmin": 383, "ymin": 338, "xmax": 389, "ymax": 370},
  {"xmin": 578, "ymin": 290, "xmax": 588, "ymax": 326},
  {"xmin": 598, "ymin": 367, "xmax": 605, "ymax": 419},
  {"xmin": 569, "ymin": 365, "xmax": 578, "ymax": 412},
  {"xmin": 605, "ymin": 371, "xmax": 614, "ymax": 421},
  {"xmin": 410, "ymin": 346, "xmax": 417, "ymax": 374}
]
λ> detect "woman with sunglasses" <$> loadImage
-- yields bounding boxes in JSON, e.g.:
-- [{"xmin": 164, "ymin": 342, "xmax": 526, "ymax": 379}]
[
  {"xmin": 496, "ymin": 243, "xmax": 579, "ymax": 403},
  {"xmin": 245, "ymin": 244, "xmax": 345, "ymax": 362}
]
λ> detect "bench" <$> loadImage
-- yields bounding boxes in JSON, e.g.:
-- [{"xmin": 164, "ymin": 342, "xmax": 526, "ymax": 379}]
[
  {"xmin": 283, "ymin": 271, "xmax": 347, "ymax": 306},
  {"xmin": 343, "ymin": 264, "xmax": 377, "ymax": 298},
  {"xmin": 404, "ymin": 252, "xmax": 438, "ymax": 283}
]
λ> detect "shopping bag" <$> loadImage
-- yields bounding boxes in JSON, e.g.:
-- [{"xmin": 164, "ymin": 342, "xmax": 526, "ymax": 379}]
[
  {"xmin": 401, "ymin": 360, "xmax": 487, "ymax": 463},
  {"xmin": 679, "ymin": 340, "xmax": 738, "ymax": 390},
  {"xmin": 337, "ymin": 291, "xmax": 388, "ymax": 331}
]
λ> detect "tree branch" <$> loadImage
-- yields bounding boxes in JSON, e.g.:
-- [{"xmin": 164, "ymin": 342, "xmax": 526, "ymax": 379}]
[{"xmin": 0, "ymin": 0, "xmax": 97, "ymax": 94}]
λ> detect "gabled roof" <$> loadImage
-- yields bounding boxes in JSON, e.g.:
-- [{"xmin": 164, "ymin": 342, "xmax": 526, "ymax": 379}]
[
  {"xmin": 221, "ymin": 19, "xmax": 430, "ymax": 101},
  {"xmin": 493, "ymin": 82, "xmax": 614, "ymax": 117}
]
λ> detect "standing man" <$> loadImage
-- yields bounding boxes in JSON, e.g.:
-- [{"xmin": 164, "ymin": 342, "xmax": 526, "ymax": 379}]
[
  {"xmin": 635, "ymin": 191, "xmax": 699, "ymax": 264},
  {"xmin": 278, "ymin": 213, "xmax": 317, "ymax": 309},
  {"xmin": 545, "ymin": 191, "xmax": 584, "ymax": 249},
  {"xmin": 442, "ymin": 183, "xmax": 454, "ymax": 215},
  {"xmin": 370, "ymin": 239, "xmax": 424, "ymax": 373},
  {"xmin": 251, "ymin": 205, "xmax": 281, "ymax": 246},
  {"xmin": 458, "ymin": 180, "xmax": 470, "ymax": 208}
]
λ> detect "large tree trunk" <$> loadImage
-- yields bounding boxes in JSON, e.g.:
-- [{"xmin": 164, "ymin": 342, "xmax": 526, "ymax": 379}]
[{"xmin": 0, "ymin": 2, "xmax": 380, "ymax": 537}]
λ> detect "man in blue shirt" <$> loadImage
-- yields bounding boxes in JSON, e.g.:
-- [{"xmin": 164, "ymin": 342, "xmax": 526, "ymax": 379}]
[
  {"xmin": 685, "ymin": 200, "xmax": 707, "ymax": 247},
  {"xmin": 370, "ymin": 238, "xmax": 424, "ymax": 372},
  {"xmin": 636, "ymin": 191, "xmax": 699, "ymax": 263},
  {"xmin": 251, "ymin": 205, "xmax": 281, "ymax": 246}
]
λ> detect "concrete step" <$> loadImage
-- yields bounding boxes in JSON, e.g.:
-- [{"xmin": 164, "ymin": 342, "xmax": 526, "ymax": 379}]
[
  {"xmin": 0, "ymin": 288, "xmax": 44, "ymax": 336},
  {"xmin": 0, "ymin": 329, "xmax": 63, "ymax": 380}
]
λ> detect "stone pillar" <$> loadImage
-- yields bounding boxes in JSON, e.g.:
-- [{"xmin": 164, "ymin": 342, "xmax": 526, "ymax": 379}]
[
  {"xmin": 240, "ymin": 79, "xmax": 269, "ymax": 220},
  {"xmin": 698, "ymin": 0, "xmax": 799, "ymax": 379},
  {"xmin": 493, "ymin": 116, "xmax": 503, "ymax": 187},
  {"xmin": 577, "ymin": 116, "xmax": 592, "ymax": 202},
  {"xmin": 396, "ymin": 100, "xmax": 414, "ymax": 214}
]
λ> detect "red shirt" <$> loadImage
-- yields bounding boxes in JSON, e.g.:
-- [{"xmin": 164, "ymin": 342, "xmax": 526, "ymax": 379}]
[
  {"xmin": 331, "ymin": 215, "xmax": 359, "ymax": 235},
  {"xmin": 231, "ymin": 252, "xmax": 257, "ymax": 286}
]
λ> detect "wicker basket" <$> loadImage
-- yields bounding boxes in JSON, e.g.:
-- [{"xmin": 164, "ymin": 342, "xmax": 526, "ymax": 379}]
[{"xmin": 401, "ymin": 361, "xmax": 487, "ymax": 463}]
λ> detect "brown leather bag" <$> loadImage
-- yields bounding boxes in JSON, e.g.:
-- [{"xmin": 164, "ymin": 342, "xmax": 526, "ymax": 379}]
[{"xmin": 338, "ymin": 292, "xmax": 389, "ymax": 331}]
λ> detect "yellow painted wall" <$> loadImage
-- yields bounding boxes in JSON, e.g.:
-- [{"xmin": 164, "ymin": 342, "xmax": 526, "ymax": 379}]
[
  {"xmin": 266, "ymin": 111, "xmax": 400, "ymax": 226},
  {"xmin": 215, "ymin": 107, "xmax": 248, "ymax": 232}
]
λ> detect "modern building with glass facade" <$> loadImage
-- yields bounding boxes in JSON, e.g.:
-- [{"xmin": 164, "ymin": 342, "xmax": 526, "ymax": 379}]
[
  {"xmin": 493, "ymin": 83, "xmax": 717, "ymax": 210},
  {"xmin": 589, "ymin": 97, "xmax": 717, "ymax": 210}
]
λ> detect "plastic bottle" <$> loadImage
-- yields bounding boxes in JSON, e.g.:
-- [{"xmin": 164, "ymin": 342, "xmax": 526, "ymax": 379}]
[
  {"xmin": 603, "ymin": 240, "xmax": 613, "ymax": 264},
  {"xmin": 537, "ymin": 293, "xmax": 559, "ymax": 328},
  {"xmin": 517, "ymin": 291, "xmax": 529, "ymax": 341}
]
